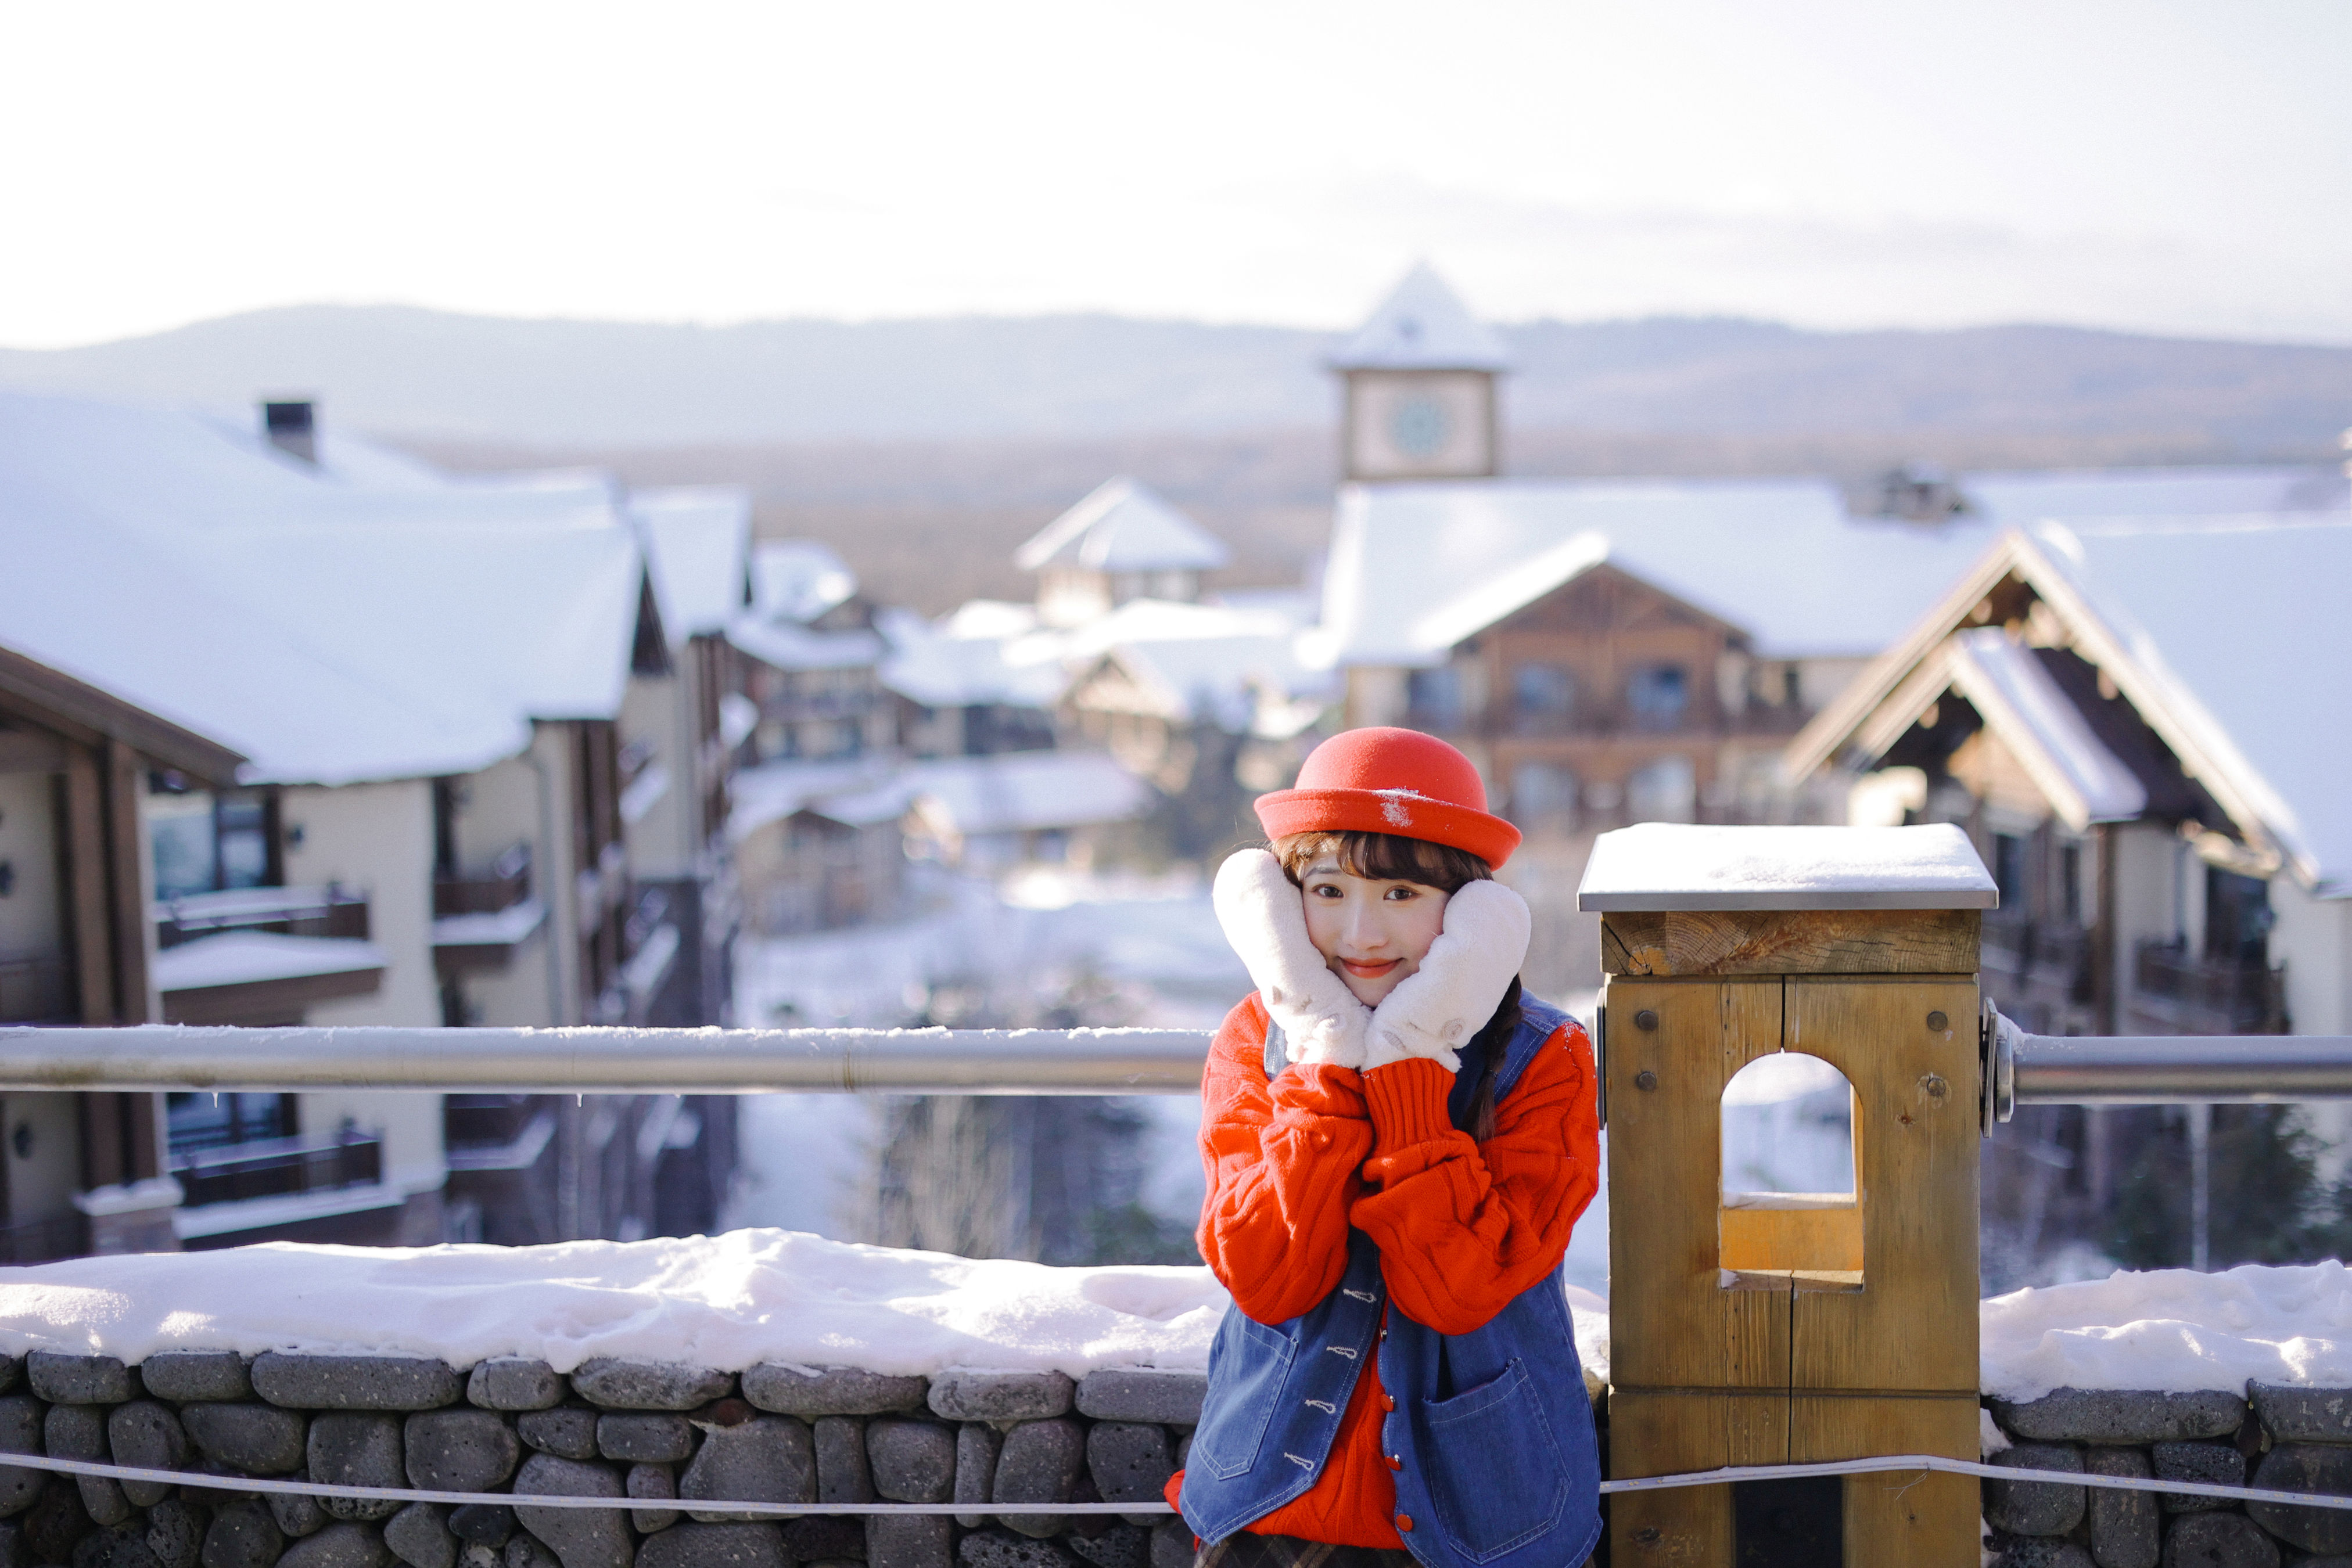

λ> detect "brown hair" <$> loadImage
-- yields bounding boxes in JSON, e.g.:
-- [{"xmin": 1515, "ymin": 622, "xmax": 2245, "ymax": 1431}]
[
  {"xmin": 1269, "ymin": 829, "xmax": 1493, "ymax": 893},
  {"xmin": 1267, "ymin": 828, "xmax": 1516, "ymax": 1140}
]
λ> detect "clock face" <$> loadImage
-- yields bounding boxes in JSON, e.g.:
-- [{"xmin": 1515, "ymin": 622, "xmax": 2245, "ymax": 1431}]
[
  {"xmin": 1390, "ymin": 395, "xmax": 1452, "ymax": 459},
  {"xmin": 1348, "ymin": 372, "xmax": 1493, "ymax": 480}
]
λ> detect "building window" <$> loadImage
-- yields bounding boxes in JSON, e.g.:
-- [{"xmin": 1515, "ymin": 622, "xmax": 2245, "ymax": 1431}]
[
  {"xmin": 1626, "ymin": 756, "xmax": 1696, "ymax": 823},
  {"xmin": 1509, "ymin": 763, "xmax": 1577, "ymax": 829},
  {"xmin": 1406, "ymin": 667, "xmax": 1464, "ymax": 728},
  {"xmin": 2061, "ymin": 843, "xmax": 2082, "ymax": 926},
  {"xmin": 1626, "ymin": 664, "xmax": 1689, "ymax": 731},
  {"xmin": 1992, "ymin": 833, "xmax": 2027, "ymax": 912},
  {"xmin": 2205, "ymin": 866, "xmax": 2274, "ymax": 965},
  {"xmin": 166, "ymin": 1092, "xmax": 292, "ymax": 1153},
  {"xmin": 1513, "ymin": 663, "xmax": 1576, "ymax": 725},
  {"xmin": 150, "ymin": 787, "xmax": 277, "ymax": 899}
]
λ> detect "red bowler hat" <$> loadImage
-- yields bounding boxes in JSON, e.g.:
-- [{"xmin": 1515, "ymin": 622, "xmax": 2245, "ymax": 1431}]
[{"xmin": 1254, "ymin": 727, "xmax": 1521, "ymax": 869}]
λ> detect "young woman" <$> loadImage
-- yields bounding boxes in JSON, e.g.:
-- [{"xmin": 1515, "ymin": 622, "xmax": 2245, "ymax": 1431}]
[{"xmin": 1165, "ymin": 727, "xmax": 1602, "ymax": 1568}]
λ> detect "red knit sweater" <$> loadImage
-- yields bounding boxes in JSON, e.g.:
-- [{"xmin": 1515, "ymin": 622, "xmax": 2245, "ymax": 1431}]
[{"xmin": 1166, "ymin": 993, "xmax": 1599, "ymax": 1547}]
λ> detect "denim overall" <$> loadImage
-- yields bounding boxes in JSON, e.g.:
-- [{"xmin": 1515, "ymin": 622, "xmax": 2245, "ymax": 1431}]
[{"xmin": 1179, "ymin": 996, "xmax": 1603, "ymax": 1568}]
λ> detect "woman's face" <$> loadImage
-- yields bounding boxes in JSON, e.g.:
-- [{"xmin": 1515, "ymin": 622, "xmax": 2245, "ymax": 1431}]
[{"xmin": 1298, "ymin": 855, "xmax": 1452, "ymax": 1006}]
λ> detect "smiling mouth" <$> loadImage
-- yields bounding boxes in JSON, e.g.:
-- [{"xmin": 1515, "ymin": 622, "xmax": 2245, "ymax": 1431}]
[{"xmin": 1340, "ymin": 958, "xmax": 1401, "ymax": 979}]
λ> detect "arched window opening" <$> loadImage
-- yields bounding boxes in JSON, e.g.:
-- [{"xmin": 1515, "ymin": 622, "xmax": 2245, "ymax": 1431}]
[{"xmin": 1720, "ymin": 1051, "xmax": 1861, "ymax": 1278}]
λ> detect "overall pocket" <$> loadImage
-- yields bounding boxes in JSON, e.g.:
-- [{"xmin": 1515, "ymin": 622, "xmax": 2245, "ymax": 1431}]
[
  {"xmin": 1418, "ymin": 1358, "xmax": 1567, "ymax": 1562},
  {"xmin": 1191, "ymin": 1312, "xmax": 1296, "ymax": 1480}
]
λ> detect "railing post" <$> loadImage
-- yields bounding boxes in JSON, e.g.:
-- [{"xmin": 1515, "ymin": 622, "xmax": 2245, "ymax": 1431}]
[{"xmin": 1580, "ymin": 823, "xmax": 1997, "ymax": 1567}]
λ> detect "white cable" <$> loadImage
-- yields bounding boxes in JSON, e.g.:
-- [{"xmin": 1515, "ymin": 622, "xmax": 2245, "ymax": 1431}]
[
  {"xmin": 5, "ymin": 1447, "xmax": 2347, "ymax": 1520},
  {"xmin": 0, "ymin": 1452, "xmax": 1171, "ymax": 1516}
]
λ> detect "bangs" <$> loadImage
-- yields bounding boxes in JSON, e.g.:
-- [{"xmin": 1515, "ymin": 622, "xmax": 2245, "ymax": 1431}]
[{"xmin": 1272, "ymin": 829, "xmax": 1492, "ymax": 894}]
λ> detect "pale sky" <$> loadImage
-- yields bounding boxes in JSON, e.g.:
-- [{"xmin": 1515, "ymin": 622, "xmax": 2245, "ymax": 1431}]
[{"xmin": 4, "ymin": 0, "xmax": 2349, "ymax": 348}]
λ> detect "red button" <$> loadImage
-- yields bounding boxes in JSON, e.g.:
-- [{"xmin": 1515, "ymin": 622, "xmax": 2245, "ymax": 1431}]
[
  {"xmin": 1381, "ymin": 1394, "xmax": 1396, "ymax": 1412},
  {"xmin": 1386, "ymin": 1454, "xmax": 1403, "ymax": 1470},
  {"xmin": 1395, "ymin": 1513, "xmax": 1413, "ymax": 1533}
]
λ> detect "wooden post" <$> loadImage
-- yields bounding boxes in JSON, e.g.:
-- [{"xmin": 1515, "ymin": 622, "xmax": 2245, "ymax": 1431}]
[{"xmin": 1581, "ymin": 825, "xmax": 1996, "ymax": 1567}]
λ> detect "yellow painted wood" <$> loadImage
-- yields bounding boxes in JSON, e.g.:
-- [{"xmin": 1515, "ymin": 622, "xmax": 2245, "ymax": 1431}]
[
  {"xmin": 1604, "ymin": 977, "xmax": 1785, "ymax": 1390},
  {"xmin": 1601, "ymin": 908, "xmax": 1980, "ymax": 977},
  {"xmin": 1789, "ymin": 1394, "xmax": 1981, "ymax": 1566},
  {"xmin": 1785, "ymin": 978, "xmax": 1981, "ymax": 1394},
  {"xmin": 1719, "ymin": 1201, "xmax": 1864, "ymax": 1273}
]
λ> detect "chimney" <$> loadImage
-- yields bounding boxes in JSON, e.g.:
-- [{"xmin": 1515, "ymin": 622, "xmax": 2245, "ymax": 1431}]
[{"xmin": 261, "ymin": 399, "xmax": 317, "ymax": 464}]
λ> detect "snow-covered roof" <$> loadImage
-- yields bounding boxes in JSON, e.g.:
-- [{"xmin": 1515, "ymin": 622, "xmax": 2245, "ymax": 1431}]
[
  {"xmin": 1014, "ymin": 478, "xmax": 1231, "ymax": 574},
  {"xmin": 1959, "ymin": 465, "xmax": 2347, "ymax": 528},
  {"xmin": 1863, "ymin": 630, "xmax": 2147, "ymax": 832},
  {"xmin": 0, "ymin": 391, "xmax": 657, "ymax": 785},
  {"xmin": 876, "ymin": 607, "xmax": 1069, "ymax": 711},
  {"xmin": 1578, "ymin": 823, "xmax": 1996, "ymax": 912},
  {"xmin": 1064, "ymin": 599, "xmax": 1332, "ymax": 731},
  {"xmin": 2041, "ymin": 516, "xmax": 2352, "ymax": 894},
  {"xmin": 726, "ymin": 616, "xmax": 885, "ymax": 674},
  {"xmin": 1314, "ymin": 477, "xmax": 2011, "ymax": 666},
  {"xmin": 1327, "ymin": 264, "xmax": 1511, "ymax": 373},
  {"xmin": 633, "ymin": 487, "xmax": 751, "ymax": 645},
  {"xmin": 727, "ymin": 758, "xmax": 900, "ymax": 842},
  {"xmin": 1790, "ymin": 515, "xmax": 2352, "ymax": 896},
  {"xmin": 908, "ymin": 751, "xmax": 1153, "ymax": 838},
  {"xmin": 751, "ymin": 541, "xmax": 859, "ymax": 624}
]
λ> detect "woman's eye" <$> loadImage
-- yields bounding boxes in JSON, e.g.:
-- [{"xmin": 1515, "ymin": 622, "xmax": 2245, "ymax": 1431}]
[{"xmin": 1384, "ymin": 886, "xmax": 1416, "ymax": 901}]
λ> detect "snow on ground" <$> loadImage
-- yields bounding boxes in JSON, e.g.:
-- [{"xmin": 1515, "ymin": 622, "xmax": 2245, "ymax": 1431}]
[
  {"xmin": 0, "ymin": 1229, "xmax": 1224, "ymax": 1375},
  {"xmin": 1981, "ymin": 1260, "xmax": 2352, "ymax": 1401}
]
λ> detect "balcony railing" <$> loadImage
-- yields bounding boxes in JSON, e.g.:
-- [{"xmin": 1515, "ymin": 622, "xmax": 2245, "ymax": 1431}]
[
  {"xmin": 0, "ymin": 952, "xmax": 72, "ymax": 1024},
  {"xmin": 435, "ymin": 843, "xmax": 532, "ymax": 916},
  {"xmin": 0, "ymin": 1213, "xmax": 87, "ymax": 1265},
  {"xmin": 169, "ymin": 1128, "xmax": 383, "ymax": 1210},
  {"xmin": 154, "ymin": 885, "xmax": 370, "ymax": 949},
  {"xmin": 2132, "ymin": 938, "xmax": 2289, "ymax": 1034}
]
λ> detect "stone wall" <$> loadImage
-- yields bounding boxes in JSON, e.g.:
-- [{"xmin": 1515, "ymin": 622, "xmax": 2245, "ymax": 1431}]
[
  {"xmin": 0, "ymin": 1353, "xmax": 1204, "ymax": 1568},
  {"xmin": 1982, "ymin": 1384, "xmax": 2352, "ymax": 1567}
]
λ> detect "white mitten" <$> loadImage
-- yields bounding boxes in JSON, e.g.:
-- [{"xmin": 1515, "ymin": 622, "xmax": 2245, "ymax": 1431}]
[
  {"xmin": 1363, "ymin": 880, "xmax": 1532, "ymax": 1074},
  {"xmin": 1212, "ymin": 848, "xmax": 1370, "ymax": 1070}
]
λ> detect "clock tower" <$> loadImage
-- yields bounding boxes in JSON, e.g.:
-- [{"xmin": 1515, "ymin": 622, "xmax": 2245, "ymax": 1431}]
[{"xmin": 1330, "ymin": 264, "xmax": 1510, "ymax": 483}]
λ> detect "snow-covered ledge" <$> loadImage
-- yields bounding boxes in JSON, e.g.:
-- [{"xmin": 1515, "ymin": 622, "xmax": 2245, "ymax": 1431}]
[
  {"xmin": 0, "ymin": 1232, "xmax": 1230, "ymax": 1568},
  {"xmin": 11, "ymin": 1237, "xmax": 2352, "ymax": 1568}
]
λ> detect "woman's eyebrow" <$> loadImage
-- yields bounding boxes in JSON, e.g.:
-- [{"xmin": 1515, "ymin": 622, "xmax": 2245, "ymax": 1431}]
[{"xmin": 1304, "ymin": 859, "xmax": 1344, "ymax": 877}]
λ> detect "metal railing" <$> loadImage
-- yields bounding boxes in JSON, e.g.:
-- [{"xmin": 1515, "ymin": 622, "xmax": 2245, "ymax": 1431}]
[
  {"xmin": 434, "ymin": 844, "xmax": 532, "ymax": 917},
  {"xmin": 0, "ymin": 1024, "xmax": 1209, "ymax": 1095},
  {"xmin": 154, "ymin": 885, "xmax": 371, "ymax": 948},
  {"xmin": 170, "ymin": 1128, "xmax": 383, "ymax": 1209},
  {"xmin": 1984, "ymin": 1002, "xmax": 2352, "ymax": 1124},
  {"xmin": 2131, "ymin": 936, "xmax": 2289, "ymax": 1033}
]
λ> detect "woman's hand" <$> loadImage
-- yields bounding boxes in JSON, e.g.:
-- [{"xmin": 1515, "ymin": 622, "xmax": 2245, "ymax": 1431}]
[
  {"xmin": 1363, "ymin": 879, "xmax": 1531, "ymax": 1073},
  {"xmin": 1213, "ymin": 848, "xmax": 1370, "ymax": 1070}
]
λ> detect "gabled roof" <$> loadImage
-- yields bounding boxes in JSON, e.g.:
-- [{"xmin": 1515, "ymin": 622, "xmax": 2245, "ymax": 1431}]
[
  {"xmin": 750, "ymin": 541, "xmax": 859, "ymax": 624},
  {"xmin": 1851, "ymin": 630, "xmax": 2146, "ymax": 831},
  {"xmin": 1014, "ymin": 478, "xmax": 1231, "ymax": 574},
  {"xmin": 1787, "ymin": 516, "xmax": 2352, "ymax": 896},
  {"xmin": 875, "ymin": 606, "xmax": 1071, "ymax": 710},
  {"xmin": 1328, "ymin": 264, "xmax": 1511, "ymax": 373},
  {"xmin": 0, "ymin": 389, "xmax": 653, "ymax": 785},
  {"xmin": 727, "ymin": 617, "xmax": 885, "ymax": 674},
  {"xmin": 1062, "ymin": 598, "xmax": 1331, "ymax": 732},
  {"xmin": 905, "ymin": 751, "xmax": 1152, "ymax": 837},
  {"xmin": 634, "ymin": 487, "xmax": 751, "ymax": 645},
  {"xmin": 1311, "ymin": 477, "xmax": 2008, "ymax": 667}
]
